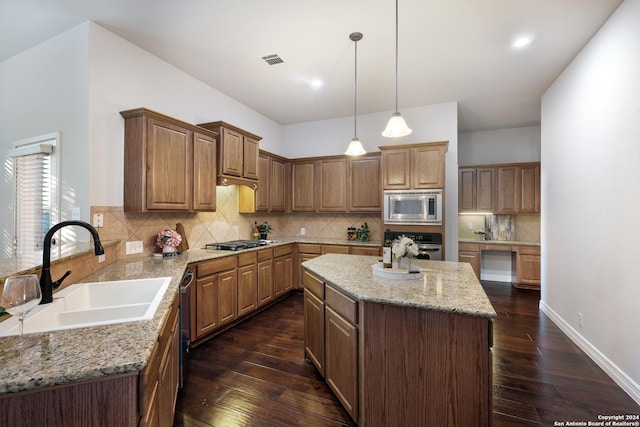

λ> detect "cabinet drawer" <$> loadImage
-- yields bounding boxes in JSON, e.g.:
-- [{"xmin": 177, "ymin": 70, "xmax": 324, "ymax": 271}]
[
  {"xmin": 257, "ymin": 248, "xmax": 273, "ymax": 262},
  {"xmin": 350, "ymin": 246, "xmax": 380, "ymax": 256},
  {"xmin": 303, "ymin": 270, "xmax": 324, "ymax": 299},
  {"xmin": 516, "ymin": 245, "xmax": 540, "ymax": 255},
  {"xmin": 237, "ymin": 251, "xmax": 257, "ymax": 267},
  {"xmin": 273, "ymin": 243, "xmax": 294, "ymax": 258},
  {"xmin": 325, "ymin": 284, "xmax": 357, "ymax": 325},
  {"xmin": 459, "ymin": 243, "xmax": 480, "ymax": 252},
  {"xmin": 322, "ymin": 245, "xmax": 350, "ymax": 254},
  {"xmin": 480, "ymin": 244, "xmax": 512, "ymax": 252},
  {"xmin": 196, "ymin": 256, "xmax": 237, "ymax": 277},
  {"xmin": 298, "ymin": 243, "xmax": 322, "ymax": 254}
]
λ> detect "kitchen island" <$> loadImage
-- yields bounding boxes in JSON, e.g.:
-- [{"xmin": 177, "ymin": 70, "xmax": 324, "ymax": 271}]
[{"xmin": 302, "ymin": 254, "xmax": 496, "ymax": 427}]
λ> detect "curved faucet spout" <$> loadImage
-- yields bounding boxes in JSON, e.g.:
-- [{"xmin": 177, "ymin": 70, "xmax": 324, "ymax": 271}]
[{"xmin": 40, "ymin": 220, "xmax": 105, "ymax": 304}]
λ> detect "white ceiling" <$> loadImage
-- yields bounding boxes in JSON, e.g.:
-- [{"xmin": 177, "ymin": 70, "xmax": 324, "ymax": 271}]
[{"xmin": 0, "ymin": 0, "xmax": 623, "ymax": 132}]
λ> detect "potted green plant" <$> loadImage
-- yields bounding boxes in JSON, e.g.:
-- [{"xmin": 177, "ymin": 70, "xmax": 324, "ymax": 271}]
[
  {"xmin": 473, "ymin": 230, "xmax": 487, "ymax": 241},
  {"xmin": 257, "ymin": 221, "xmax": 272, "ymax": 240}
]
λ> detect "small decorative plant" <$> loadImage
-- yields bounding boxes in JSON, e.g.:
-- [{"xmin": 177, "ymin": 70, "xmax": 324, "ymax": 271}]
[
  {"xmin": 156, "ymin": 229, "xmax": 182, "ymax": 249},
  {"xmin": 356, "ymin": 223, "xmax": 369, "ymax": 241},
  {"xmin": 392, "ymin": 235, "xmax": 419, "ymax": 260},
  {"xmin": 473, "ymin": 230, "xmax": 487, "ymax": 241},
  {"xmin": 257, "ymin": 221, "xmax": 272, "ymax": 238}
]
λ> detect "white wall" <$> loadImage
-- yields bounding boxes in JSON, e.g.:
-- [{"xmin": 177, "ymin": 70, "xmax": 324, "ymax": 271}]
[
  {"xmin": 87, "ymin": 22, "xmax": 284, "ymax": 207},
  {"xmin": 283, "ymin": 102, "xmax": 460, "ymax": 260},
  {"xmin": 458, "ymin": 125, "xmax": 541, "ymax": 166},
  {"xmin": 541, "ymin": 0, "xmax": 640, "ymax": 403},
  {"xmin": 0, "ymin": 23, "xmax": 90, "ymax": 255}
]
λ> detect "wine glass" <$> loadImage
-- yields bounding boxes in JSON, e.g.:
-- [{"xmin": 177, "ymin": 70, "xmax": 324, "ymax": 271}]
[{"xmin": 1, "ymin": 274, "xmax": 42, "ymax": 337}]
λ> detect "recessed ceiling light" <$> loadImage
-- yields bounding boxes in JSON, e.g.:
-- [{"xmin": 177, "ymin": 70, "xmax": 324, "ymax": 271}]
[
  {"xmin": 310, "ymin": 79, "xmax": 324, "ymax": 88},
  {"xmin": 512, "ymin": 35, "xmax": 533, "ymax": 49}
]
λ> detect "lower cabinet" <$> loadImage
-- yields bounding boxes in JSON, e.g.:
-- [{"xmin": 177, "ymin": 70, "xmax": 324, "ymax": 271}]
[
  {"xmin": 514, "ymin": 246, "xmax": 541, "ymax": 289},
  {"xmin": 273, "ymin": 244, "xmax": 294, "ymax": 297},
  {"xmin": 194, "ymin": 256, "xmax": 238, "ymax": 339},
  {"xmin": 237, "ymin": 252, "xmax": 258, "ymax": 316},
  {"xmin": 140, "ymin": 292, "xmax": 180, "ymax": 427},
  {"xmin": 303, "ymin": 270, "xmax": 359, "ymax": 423},
  {"xmin": 459, "ymin": 242, "xmax": 481, "ymax": 279},
  {"xmin": 257, "ymin": 248, "xmax": 274, "ymax": 307}
]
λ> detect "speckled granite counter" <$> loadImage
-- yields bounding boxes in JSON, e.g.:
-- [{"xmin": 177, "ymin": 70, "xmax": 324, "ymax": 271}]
[
  {"xmin": 302, "ymin": 254, "xmax": 496, "ymax": 318},
  {"xmin": 0, "ymin": 238, "xmax": 378, "ymax": 395}
]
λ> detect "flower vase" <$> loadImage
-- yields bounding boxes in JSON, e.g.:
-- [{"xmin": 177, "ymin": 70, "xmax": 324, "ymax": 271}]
[
  {"xmin": 398, "ymin": 257, "xmax": 412, "ymax": 271},
  {"xmin": 162, "ymin": 245, "xmax": 176, "ymax": 254}
]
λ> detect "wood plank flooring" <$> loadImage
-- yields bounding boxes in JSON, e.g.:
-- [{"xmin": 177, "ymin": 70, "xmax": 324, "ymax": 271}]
[{"xmin": 174, "ymin": 283, "xmax": 639, "ymax": 426}]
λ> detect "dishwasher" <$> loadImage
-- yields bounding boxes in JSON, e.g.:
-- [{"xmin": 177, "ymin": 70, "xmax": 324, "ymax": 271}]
[{"xmin": 179, "ymin": 267, "xmax": 194, "ymax": 388}]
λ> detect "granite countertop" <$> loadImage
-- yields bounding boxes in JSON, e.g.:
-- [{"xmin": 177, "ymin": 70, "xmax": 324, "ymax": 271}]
[
  {"xmin": 459, "ymin": 238, "xmax": 540, "ymax": 247},
  {"xmin": 0, "ymin": 238, "xmax": 378, "ymax": 395},
  {"xmin": 302, "ymin": 254, "xmax": 496, "ymax": 319}
]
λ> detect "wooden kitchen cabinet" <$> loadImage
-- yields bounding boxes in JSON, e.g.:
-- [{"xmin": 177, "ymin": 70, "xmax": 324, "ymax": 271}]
[
  {"xmin": 239, "ymin": 151, "xmax": 289, "ymax": 213},
  {"xmin": 518, "ymin": 163, "xmax": 541, "ymax": 213},
  {"xmin": 270, "ymin": 156, "xmax": 287, "ymax": 211},
  {"xmin": 514, "ymin": 246, "xmax": 541, "ymax": 289},
  {"xmin": 496, "ymin": 162, "xmax": 540, "ymax": 214},
  {"xmin": 273, "ymin": 244, "xmax": 294, "ymax": 297},
  {"xmin": 496, "ymin": 165, "xmax": 518, "ymax": 214},
  {"xmin": 194, "ymin": 256, "xmax": 238, "ymax": 339},
  {"xmin": 140, "ymin": 293, "xmax": 180, "ymax": 427},
  {"xmin": 458, "ymin": 242, "xmax": 481, "ymax": 279},
  {"xmin": 237, "ymin": 252, "xmax": 258, "ymax": 317},
  {"xmin": 380, "ymin": 142, "xmax": 448, "ymax": 190},
  {"xmin": 120, "ymin": 108, "xmax": 218, "ymax": 212},
  {"xmin": 349, "ymin": 155, "xmax": 382, "ymax": 212},
  {"xmin": 255, "ymin": 153, "xmax": 270, "ymax": 211},
  {"xmin": 291, "ymin": 160, "xmax": 317, "ymax": 212},
  {"xmin": 324, "ymin": 285, "xmax": 358, "ymax": 422},
  {"xmin": 197, "ymin": 121, "xmax": 262, "ymax": 187},
  {"xmin": 459, "ymin": 167, "xmax": 495, "ymax": 213},
  {"xmin": 303, "ymin": 270, "xmax": 325, "ymax": 376},
  {"xmin": 319, "ymin": 158, "xmax": 348, "ymax": 212},
  {"xmin": 350, "ymin": 246, "xmax": 380, "ymax": 256},
  {"xmin": 257, "ymin": 248, "xmax": 274, "ymax": 307}
]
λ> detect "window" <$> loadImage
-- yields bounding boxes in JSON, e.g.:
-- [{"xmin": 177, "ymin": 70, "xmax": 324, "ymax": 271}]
[{"xmin": 5, "ymin": 132, "xmax": 59, "ymax": 260}]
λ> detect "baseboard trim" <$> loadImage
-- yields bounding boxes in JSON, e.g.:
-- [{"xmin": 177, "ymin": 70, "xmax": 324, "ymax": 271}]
[{"xmin": 540, "ymin": 301, "xmax": 640, "ymax": 406}]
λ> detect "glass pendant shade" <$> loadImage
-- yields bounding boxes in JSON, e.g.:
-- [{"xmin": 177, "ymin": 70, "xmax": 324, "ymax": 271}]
[
  {"xmin": 382, "ymin": 112, "xmax": 412, "ymax": 137},
  {"xmin": 345, "ymin": 137, "xmax": 366, "ymax": 156}
]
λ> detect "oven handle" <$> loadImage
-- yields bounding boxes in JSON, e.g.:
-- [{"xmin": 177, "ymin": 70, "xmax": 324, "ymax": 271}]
[
  {"xmin": 419, "ymin": 247, "xmax": 441, "ymax": 252},
  {"xmin": 180, "ymin": 271, "xmax": 194, "ymax": 294}
]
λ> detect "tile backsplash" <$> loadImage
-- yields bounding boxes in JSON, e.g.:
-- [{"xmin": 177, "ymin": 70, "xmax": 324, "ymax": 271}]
[
  {"xmin": 92, "ymin": 186, "xmax": 383, "ymax": 259},
  {"xmin": 458, "ymin": 214, "xmax": 540, "ymax": 242}
]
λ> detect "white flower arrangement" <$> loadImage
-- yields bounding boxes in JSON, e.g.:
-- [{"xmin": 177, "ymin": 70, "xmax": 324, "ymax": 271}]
[
  {"xmin": 392, "ymin": 235, "xmax": 419, "ymax": 259},
  {"xmin": 156, "ymin": 229, "xmax": 182, "ymax": 249}
]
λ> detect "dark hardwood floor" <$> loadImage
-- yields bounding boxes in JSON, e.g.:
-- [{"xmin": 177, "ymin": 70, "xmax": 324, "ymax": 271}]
[{"xmin": 174, "ymin": 283, "xmax": 639, "ymax": 426}]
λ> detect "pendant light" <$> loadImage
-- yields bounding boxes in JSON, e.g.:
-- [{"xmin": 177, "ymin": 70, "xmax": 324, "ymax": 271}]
[
  {"xmin": 345, "ymin": 32, "xmax": 367, "ymax": 156},
  {"xmin": 382, "ymin": 0, "xmax": 412, "ymax": 138}
]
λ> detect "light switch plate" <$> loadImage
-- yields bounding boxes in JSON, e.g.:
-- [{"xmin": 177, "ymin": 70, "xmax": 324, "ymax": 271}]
[{"xmin": 125, "ymin": 241, "xmax": 144, "ymax": 255}]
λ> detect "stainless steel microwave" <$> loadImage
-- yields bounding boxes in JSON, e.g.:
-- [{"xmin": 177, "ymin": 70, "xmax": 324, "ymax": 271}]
[{"xmin": 383, "ymin": 189, "xmax": 443, "ymax": 225}]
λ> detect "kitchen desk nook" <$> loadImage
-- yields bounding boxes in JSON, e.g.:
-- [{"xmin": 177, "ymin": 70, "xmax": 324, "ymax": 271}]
[{"xmin": 302, "ymin": 254, "xmax": 496, "ymax": 427}]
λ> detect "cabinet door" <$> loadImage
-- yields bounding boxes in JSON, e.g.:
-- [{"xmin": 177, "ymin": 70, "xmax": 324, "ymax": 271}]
[
  {"xmin": 195, "ymin": 276, "xmax": 217, "ymax": 338},
  {"xmin": 325, "ymin": 306, "xmax": 358, "ymax": 421},
  {"xmin": 412, "ymin": 145, "xmax": 445, "ymax": 189},
  {"xmin": 243, "ymin": 136, "xmax": 260, "ymax": 180},
  {"xmin": 291, "ymin": 161, "xmax": 316, "ymax": 212},
  {"xmin": 382, "ymin": 149, "xmax": 410, "ymax": 189},
  {"xmin": 255, "ymin": 153, "xmax": 270, "ymax": 211},
  {"xmin": 193, "ymin": 131, "xmax": 217, "ymax": 211},
  {"xmin": 304, "ymin": 289, "xmax": 325, "ymax": 376},
  {"xmin": 270, "ymin": 158, "xmax": 287, "ymax": 211},
  {"xmin": 283, "ymin": 255, "xmax": 294, "ymax": 292},
  {"xmin": 476, "ymin": 167, "xmax": 495, "ymax": 212},
  {"xmin": 458, "ymin": 168, "xmax": 477, "ymax": 212},
  {"xmin": 220, "ymin": 127, "xmax": 243, "ymax": 177},
  {"xmin": 459, "ymin": 251, "xmax": 481, "ymax": 279},
  {"xmin": 237, "ymin": 264, "xmax": 257, "ymax": 317},
  {"xmin": 297, "ymin": 254, "xmax": 318, "ymax": 288},
  {"xmin": 518, "ymin": 164, "xmax": 540, "ymax": 213},
  {"xmin": 257, "ymin": 260, "xmax": 273, "ymax": 307},
  {"xmin": 496, "ymin": 166, "xmax": 518, "ymax": 214},
  {"xmin": 158, "ymin": 305, "xmax": 180, "ymax": 427},
  {"xmin": 146, "ymin": 118, "xmax": 192, "ymax": 210},
  {"xmin": 273, "ymin": 256, "xmax": 286, "ymax": 298},
  {"xmin": 349, "ymin": 156, "xmax": 381, "ymax": 212},
  {"xmin": 319, "ymin": 158, "xmax": 347, "ymax": 212},
  {"xmin": 217, "ymin": 270, "xmax": 237, "ymax": 327}
]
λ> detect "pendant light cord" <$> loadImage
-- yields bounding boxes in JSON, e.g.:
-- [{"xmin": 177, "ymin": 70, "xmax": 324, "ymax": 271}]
[
  {"xmin": 354, "ymin": 36, "xmax": 358, "ymax": 138},
  {"xmin": 394, "ymin": 0, "xmax": 399, "ymax": 114}
]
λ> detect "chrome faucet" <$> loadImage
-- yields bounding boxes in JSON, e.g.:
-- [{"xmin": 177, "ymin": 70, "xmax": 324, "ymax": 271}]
[{"xmin": 40, "ymin": 220, "xmax": 105, "ymax": 304}]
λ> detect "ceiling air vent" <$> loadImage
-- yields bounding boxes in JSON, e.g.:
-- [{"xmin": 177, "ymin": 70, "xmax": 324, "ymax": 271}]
[{"xmin": 261, "ymin": 54, "xmax": 284, "ymax": 65}]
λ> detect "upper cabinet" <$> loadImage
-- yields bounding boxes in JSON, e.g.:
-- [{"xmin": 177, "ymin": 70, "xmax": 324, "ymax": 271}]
[
  {"xmin": 459, "ymin": 162, "xmax": 540, "ymax": 214},
  {"xmin": 120, "ymin": 108, "xmax": 218, "ymax": 212},
  {"xmin": 349, "ymin": 155, "xmax": 382, "ymax": 212},
  {"xmin": 197, "ymin": 121, "xmax": 262, "ymax": 188},
  {"xmin": 380, "ymin": 142, "xmax": 448, "ymax": 190},
  {"xmin": 291, "ymin": 160, "xmax": 317, "ymax": 212},
  {"xmin": 239, "ymin": 150, "xmax": 289, "ymax": 213}
]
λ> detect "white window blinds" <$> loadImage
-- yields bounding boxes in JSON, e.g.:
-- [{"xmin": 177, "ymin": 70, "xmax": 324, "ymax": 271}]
[{"xmin": 5, "ymin": 132, "xmax": 59, "ymax": 257}]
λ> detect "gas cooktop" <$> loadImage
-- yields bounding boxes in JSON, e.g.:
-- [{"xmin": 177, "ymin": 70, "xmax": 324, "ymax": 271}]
[{"xmin": 205, "ymin": 240, "xmax": 268, "ymax": 251}]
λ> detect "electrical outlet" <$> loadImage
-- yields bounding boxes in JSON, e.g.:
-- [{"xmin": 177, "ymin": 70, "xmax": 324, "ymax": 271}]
[
  {"xmin": 468, "ymin": 223, "xmax": 474, "ymax": 230},
  {"xmin": 300, "ymin": 227, "xmax": 306, "ymax": 235},
  {"xmin": 93, "ymin": 213, "xmax": 104, "ymax": 228},
  {"xmin": 72, "ymin": 207, "xmax": 81, "ymax": 220},
  {"xmin": 578, "ymin": 313, "xmax": 584, "ymax": 328},
  {"xmin": 125, "ymin": 241, "xmax": 144, "ymax": 255}
]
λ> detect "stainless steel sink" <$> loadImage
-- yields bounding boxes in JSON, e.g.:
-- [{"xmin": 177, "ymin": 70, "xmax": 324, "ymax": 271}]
[{"xmin": 0, "ymin": 277, "xmax": 171, "ymax": 337}]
